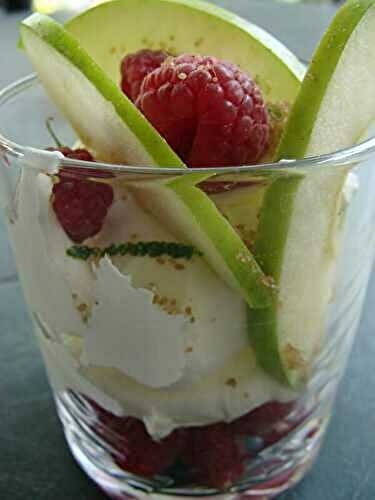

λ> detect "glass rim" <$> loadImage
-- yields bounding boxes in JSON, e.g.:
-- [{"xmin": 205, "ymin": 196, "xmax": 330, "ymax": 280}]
[{"xmin": 1, "ymin": 73, "xmax": 375, "ymax": 175}]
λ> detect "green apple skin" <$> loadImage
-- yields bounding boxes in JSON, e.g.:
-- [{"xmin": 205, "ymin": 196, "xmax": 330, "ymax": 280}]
[
  {"xmin": 20, "ymin": 14, "xmax": 184, "ymax": 168},
  {"xmin": 248, "ymin": 175, "xmax": 304, "ymax": 385},
  {"xmin": 130, "ymin": 173, "xmax": 275, "ymax": 309},
  {"xmin": 249, "ymin": 0, "xmax": 375, "ymax": 386},
  {"xmin": 65, "ymin": 0, "xmax": 304, "ymax": 104}
]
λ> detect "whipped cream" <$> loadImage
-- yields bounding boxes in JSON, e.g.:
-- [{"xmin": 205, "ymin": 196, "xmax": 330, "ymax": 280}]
[
  {"xmin": 38, "ymin": 331, "xmax": 294, "ymax": 439},
  {"xmin": 9, "ymin": 170, "xmax": 90, "ymax": 339},
  {"xmin": 10, "ymin": 169, "xmax": 294, "ymax": 438},
  {"xmin": 98, "ymin": 193, "xmax": 252, "ymax": 384}
]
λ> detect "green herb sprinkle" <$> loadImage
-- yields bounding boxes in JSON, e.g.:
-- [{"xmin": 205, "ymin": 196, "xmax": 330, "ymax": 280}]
[{"xmin": 66, "ymin": 241, "xmax": 203, "ymax": 261}]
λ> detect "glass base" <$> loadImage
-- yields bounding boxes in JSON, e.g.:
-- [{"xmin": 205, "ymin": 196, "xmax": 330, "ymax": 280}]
[{"xmin": 56, "ymin": 392, "xmax": 328, "ymax": 500}]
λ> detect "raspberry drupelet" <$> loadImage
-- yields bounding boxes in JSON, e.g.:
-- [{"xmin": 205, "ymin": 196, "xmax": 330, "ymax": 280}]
[{"xmin": 121, "ymin": 49, "xmax": 169, "ymax": 102}]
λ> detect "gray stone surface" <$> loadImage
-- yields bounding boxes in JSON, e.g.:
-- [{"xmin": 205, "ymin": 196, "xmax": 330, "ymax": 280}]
[{"xmin": 0, "ymin": 3, "xmax": 374, "ymax": 500}]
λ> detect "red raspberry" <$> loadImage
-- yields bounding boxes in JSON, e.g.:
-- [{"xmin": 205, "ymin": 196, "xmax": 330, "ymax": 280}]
[
  {"xmin": 52, "ymin": 147, "xmax": 94, "ymax": 162},
  {"xmin": 136, "ymin": 54, "xmax": 270, "ymax": 167},
  {"xmin": 121, "ymin": 49, "xmax": 168, "ymax": 102},
  {"xmin": 90, "ymin": 403, "xmax": 187, "ymax": 477},
  {"xmin": 114, "ymin": 418, "xmax": 187, "ymax": 477},
  {"xmin": 88, "ymin": 396, "xmax": 243, "ymax": 485},
  {"xmin": 51, "ymin": 148, "xmax": 114, "ymax": 243},
  {"xmin": 232, "ymin": 401, "xmax": 295, "ymax": 440},
  {"xmin": 86, "ymin": 398, "xmax": 188, "ymax": 477},
  {"xmin": 182, "ymin": 423, "xmax": 245, "ymax": 488}
]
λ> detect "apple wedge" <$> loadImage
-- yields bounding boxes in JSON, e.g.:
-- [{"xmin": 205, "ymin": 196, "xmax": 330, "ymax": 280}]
[
  {"xmin": 65, "ymin": 0, "xmax": 304, "ymax": 104},
  {"xmin": 249, "ymin": 0, "xmax": 375, "ymax": 386}
]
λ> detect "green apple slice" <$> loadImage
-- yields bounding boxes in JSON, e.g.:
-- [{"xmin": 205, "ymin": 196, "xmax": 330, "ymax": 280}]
[
  {"xmin": 65, "ymin": 0, "xmax": 304, "ymax": 104},
  {"xmin": 249, "ymin": 0, "xmax": 375, "ymax": 386},
  {"xmin": 129, "ymin": 174, "xmax": 275, "ymax": 309},
  {"xmin": 20, "ymin": 13, "xmax": 184, "ymax": 167}
]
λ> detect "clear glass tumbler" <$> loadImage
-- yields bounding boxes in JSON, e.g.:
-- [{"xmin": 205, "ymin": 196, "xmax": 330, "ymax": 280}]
[{"xmin": 1, "ymin": 39, "xmax": 375, "ymax": 500}]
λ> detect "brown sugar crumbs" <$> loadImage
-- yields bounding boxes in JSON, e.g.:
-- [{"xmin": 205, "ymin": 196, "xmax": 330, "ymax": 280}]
[
  {"xmin": 237, "ymin": 252, "xmax": 252, "ymax": 264},
  {"xmin": 153, "ymin": 294, "xmax": 182, "ymax": 315},
  {"xmin": 283, "ymin": 343, "xmax": 305, "ymax": 370},
  {"xmin": 159, "ymin": 296, "xmax": 168, "ymax": 307},
  {"xmin": 226, "ymin": 378, "xmax": 237, "ymax": 388},
  {"xmin": 262, "ymin": 275, "xmax": 277, "ymax": 289},
  {"xmin": 174, "ymin": 263, "xmax": 185, "ymax": 271},
  {"xmin": 76, "ymin": 302, "xmax": 91, "ymax": 323}
]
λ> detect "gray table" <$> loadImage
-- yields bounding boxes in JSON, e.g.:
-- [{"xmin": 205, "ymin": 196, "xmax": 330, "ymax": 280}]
[{"xmin": 1, "ymin": 3, "xmax": 375, "ymax": 499}]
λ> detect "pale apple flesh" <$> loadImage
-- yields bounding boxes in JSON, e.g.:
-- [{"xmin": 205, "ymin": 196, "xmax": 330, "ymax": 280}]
[{"xmin": 250, "ymin": 0, "xmax": 375, "ymax": 386}]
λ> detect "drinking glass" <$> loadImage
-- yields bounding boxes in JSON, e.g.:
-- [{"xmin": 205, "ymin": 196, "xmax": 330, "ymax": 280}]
[{"xmin": 1, "ymin": 2, "xmax": 375, "ymax": 498}]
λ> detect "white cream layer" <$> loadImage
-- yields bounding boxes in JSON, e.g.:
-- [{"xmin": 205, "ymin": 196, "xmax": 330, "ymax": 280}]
[{"xmin": 10, "ymin": 170, "xmax": 294, "ymax": 438}]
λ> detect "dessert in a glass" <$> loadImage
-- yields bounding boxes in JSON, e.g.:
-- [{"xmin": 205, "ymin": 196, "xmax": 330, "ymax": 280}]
[{"xmin": 1, "ymin": 0, "xmax": 375, "ymax": 498}]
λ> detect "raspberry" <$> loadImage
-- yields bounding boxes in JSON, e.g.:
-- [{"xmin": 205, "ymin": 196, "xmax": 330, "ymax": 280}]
[
  {"xmin": 51, "ymin": 148, "xmax": 114, "ymax": 243},
  {"xmin": 114, "ymin": 418, "xmax": 187, "ymax": 477},
  {"xmin": 89, "ymin": 397, "xmax": 243, "ymax": 485},
  {"xmin": 84, "ymin": 396, "xmax": 300, "ymax": 487},
  {"xmin": 53, "ymin": 147, "xmax": 94, "ymax": 162},
  {"xmin": 121, "ymin": 49, "xmax": 168, "ymax": 102},
  {"xmin": 90, "ymin": 402, "xmax": 187, "ymax": 477},
  {"xmin": 232, "ymin": 401, "xmax": 295, "ymax": 439},
  {"xmin": 136, "ymin": 54, "xmax": 270, "ymax": 167},
  {"xmin": 87, "ymin": 398, "xmax": 188, "ymax": 477},
  {"xmin": 182, "ymin": 423, "xmax": 245, "ymax": 488}
]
